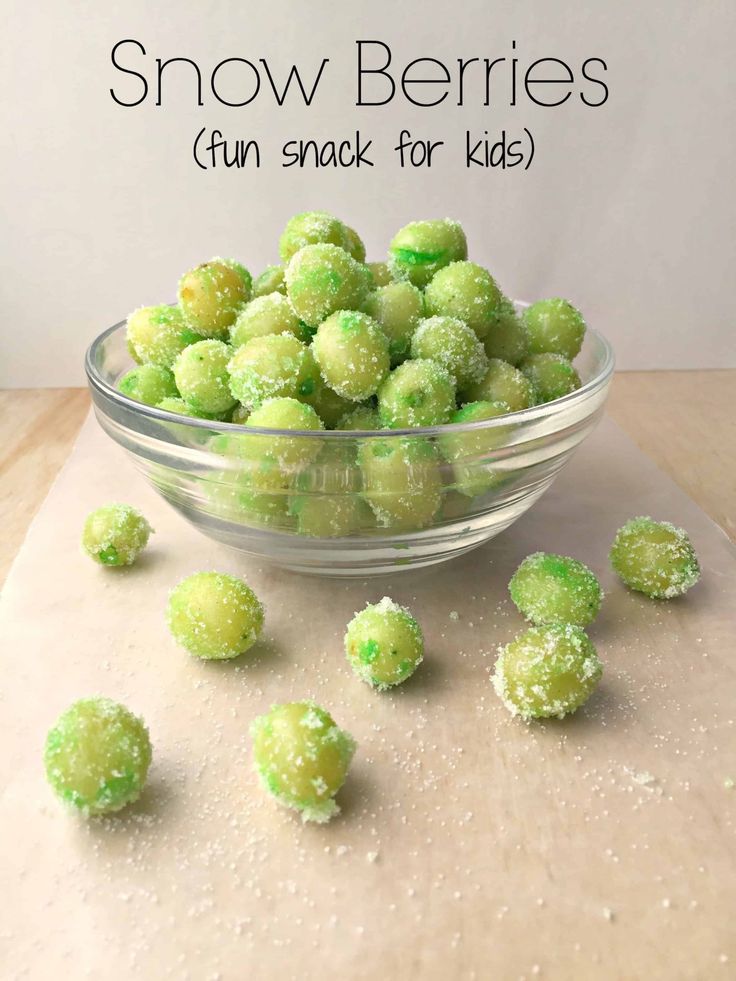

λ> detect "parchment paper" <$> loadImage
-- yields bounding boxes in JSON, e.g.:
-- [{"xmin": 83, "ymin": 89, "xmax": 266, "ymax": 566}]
[{"xmin": 1, "ymin": 413, "xmax": 734, "ymax": 981}]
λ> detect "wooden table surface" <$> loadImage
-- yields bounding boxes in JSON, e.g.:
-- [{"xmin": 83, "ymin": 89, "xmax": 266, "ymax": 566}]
[{"xmin": 0, "ymin": 371, "xmax": 734, "ymax": 589}]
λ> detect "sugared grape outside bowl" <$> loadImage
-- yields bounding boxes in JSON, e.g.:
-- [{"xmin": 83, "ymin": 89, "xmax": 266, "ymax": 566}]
[{"xmin": 85, "ymin": 307, "xmax": 614, "ymax": 577}]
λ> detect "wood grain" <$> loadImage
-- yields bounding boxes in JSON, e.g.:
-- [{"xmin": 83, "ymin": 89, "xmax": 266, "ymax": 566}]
[{"xmin": 0, "ymin": 372, "xmax": 734, "ymax": 589}]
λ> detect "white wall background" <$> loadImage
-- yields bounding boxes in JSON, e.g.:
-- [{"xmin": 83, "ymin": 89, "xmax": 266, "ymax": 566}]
[{"xmin": 1, "ymin": 0, "xmax": 734, "ymax": 386}]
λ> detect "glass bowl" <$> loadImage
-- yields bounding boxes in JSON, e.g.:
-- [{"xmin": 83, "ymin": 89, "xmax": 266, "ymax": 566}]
[{"xmin": 85, "ymin": 310, "xmax": 614, "ymax": 576}]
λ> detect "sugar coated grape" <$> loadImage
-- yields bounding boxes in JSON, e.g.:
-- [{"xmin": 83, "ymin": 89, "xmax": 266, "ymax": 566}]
[
  {"xmin": 338, "ymin": 404, "xmax": 382, "ymax": 431},
  {"xmin": 610, "ymin": 516, "xmax": 700, "ymax": 599},
  {"xmin": 312, "ymin": 310, "xmax": 390, "ymax": 401},
  {"xmin": 521, "ymin": 353, "xmax": 581, "ymax": 403},
  {"xmin": 44, "ymin": 697, "xmax": 152, "ymax": 815},
  {"xmin": 242, "ymin": 397, "xmax": 323, "ymax": 473},
  {"xmin": 410, "ymin": 315, "xmax": 488, "ymax": 390},
  {"xmin": 345, "ymin": 596, "xmax": 424, "ymax": 690},
  {"xmin": 167, "ymin": 571, "xmax": 264, "ymax": 660},
  {"xmin": 230, "ymin": 293, "xmax": 301, "ymax": 348},
  {"xmin": 304, "ymin": 380, "xmax": 354, "ymax": 429},
  {"xmin": 389, "ymin": 219, "xmax": 467, "ymax": 288},
  {"xmin": 342, "ymin": 224, "xmax": 366, "ymax": 262},
  {"xmin": 290, "ymin": 443, "xmax": 372, "ymax": 537},
  {"xmin": 424, "ymin": 261, "xmax": 502, "ymax": 339},
  {"xmin": 252, "ymin": 265, "xmax": 286, "ymax": 298},
  {"xmin": 493, "ymin": 624, "xmax": 602, "ymax": 720},
  {"xmin": 509, "ymin": 552, "xmax": 602, "ymax": 627},
  {"xmin": 483, "ymin": 297, "xmax": 529, "ymax": 366},
  {"xmin": 363, "ymin": 281, "xmax": 424, "ymax": 365},
  {"xmin": 251, "ymin": 701, "xmax": 356, "ymax": 823},
  {"xmin": 461, "ymin": 358, "xmax": 536, "ymax": 412},
  {"xmin": 279, "ymin": 211, "xmax": 347, "ymax": 262},
  {"xmin": 119, "ymin": 364, "xmax": 178, "ymax": 406},
  {"xmin": 126, "ymin": 305, "xmax": 202, "ymax": 368},
  {"xmin": 82, "ymin": 503, "xmax": 152, "ymax": 567},
  {"xmin": 523, "ymin": 298, "xmax": 586, "ymax": 360},
  {"xmin": 173, "ymin": 339, "xmax": 237, "ymax": 415},
  {"xmin": 286, "ymin": 243, "xmax": 371, "ymax": 327},
  {"xmin": 228, "ymin": 333, "xmax": 319, "ymax": 408},
  {"xmin": 439, "ymin": 400, "xmax": 510, "ymax": 497},
  {"xmin": 178, "ymin": 258, "xmax": 251, "ymax": 339},
  {"xmin": 378, "ymin": 359, "xmax": 456, "ymax": 429},
  {"xmin": 367, "ymin": 261, "xmax": 393, "ymax": 287},
  {"xmin": 156, "ymin": 396, "xmax": 230, "ymax": 421},
  {"xmin": 359, "ymin": 436, "xmax": 442, "ymax": 530}
]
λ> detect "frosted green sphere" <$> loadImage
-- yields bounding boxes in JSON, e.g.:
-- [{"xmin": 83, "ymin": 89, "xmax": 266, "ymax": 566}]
[
  {"xmin": 483, "ymin": 297, "xmax": 530, "ymax": 366},
  {"xmin": 82, "ymin": 503, "xmax": 152, "ymax": 567},
  {"xmin": 173, "ymin": 339, "xmax": 237, "ymax": 415},
  {"xmin": 279, "ymin": 211, "xmax": 347, "ymax": 262},
  {"xmin": 523, "ymin": 298, "xmax": 586, "ymax": 360},
  {"xmin": 439, "ymin": 400, "xmax": 511, "ymax": 497},
  {"xmin": 286, "ymin": 244, "xmax": 371, "ymax": 327},
  {"xmin": 338, "ymin": 404, "xmax": 382, "ymax": 431},
  {"xmin": 410, "ymin": 315, "xmax": 488, "ymax": 390},
  {"xmin": 367, "ymin": 261, "xmax": 393, "ymax": 288},
  {"xmin": 463, "ymin": 358, "xmax": 536, "ymax": 411},
  {"xmin": 363, "ymin": 281, "xmax": 424, "ymax": 365},
  {"xmin": 178, "ymin": 258, "xmax": 252, "ymax": 339},
  {"xmin": 521, "ymin": 353, "xmax": 581, "ymax": 403},
  {"xmin": 126, "ymin": 305, "xmax": 203, "ymax": 368},
  {"xmin": 359, "ymin": 436, "xmax": 442, "ymax": 530},
  {"xmin": 44, "ymin": 697, "xmax": 152, "ymax": 815},
  {"xmin": 118, "ymin": 364, "xmax": 178, "ymax": 406},
  {"xmin": 424, "ymin": 261, "xmax": 502, "ymax": 339},
  {"xmin": 230, "ymin": 293, "xmax": 301, "ymax": 348},
  {"xmin": 378, "ymin": 359, "xmax": 456, "ymax": 428},
  {"xmin": 243, "ymin": 397, "xmax": 324, "ymax": 473},
  {"xmin": 610, "ymin": 517, "xmax": 700, "ymax": 599},
  {"xmin": 304, "ymin": 380, "xmax": 354, "ymax": 429},
  {"xmin": 342, "ymin": 224, "xmax": 366, "ymax": 262},
  {"xmin": 493, "ymin": 625, "xmax": 602, "ymax": 720},
  {"xmin": 156, "ymin": 396, "xmax": 230, "ymax": 422},
  {"xmin": 251, "ymin": 701, "xmax": 356, "ymax": 823},
  {"xmin": 167, "ymin": 571, "xmax": 264, "ymax": 660},
  {"xmin": 345, "ymin": 597, "xmax": 424, "ymax": 690},
  {"xmin": 252, "ymin": 265, "xmax": 286, "ymax": 298},
  {"xmin": 289, "ymin": 441, "xmax": 366, "ymax": 537},
  {"xmin": 312, "ymin": 310, "xmax": 390, "ymax": 401},
  {"xmin": 509, "ymin": 552, "xmax": 603, "ymax": 627},
  {"xmin": 388, "ymin": 219, "xmax": 467, "ymax": 288},
  {"xmin": 228, "ymin": 333, "xmax": 320, "ymax": 408}
]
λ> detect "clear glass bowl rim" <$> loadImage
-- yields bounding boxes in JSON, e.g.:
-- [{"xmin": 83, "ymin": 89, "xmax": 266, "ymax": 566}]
[{"xmin": 85, "ymin": 313, "xmax": 615, "ymax": 440}]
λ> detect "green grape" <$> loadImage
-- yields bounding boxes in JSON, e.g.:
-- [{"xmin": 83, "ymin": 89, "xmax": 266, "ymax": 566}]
[
  {"xmin": 289, "ymin": 443, "xmax": 372, "ymax": 537},
  {"xmin": 44, "ymin": 697, "xmax": 152, "ymax": 816},
  {"xmin": 423, "ymin": 261, "xmax": 502, "ymax": 339},
  {"xmin": 337, "ymin": 404, "xmax": 382, "ymax": 431},
  {"xmin": 344, "ymin": 596, "xmax": 424, "ymax": 689},
  {"xmin": 362, "ymin": 281, "xmax": 424, "ymax": 366},
  {"xmin": 342, "ymin": 224, "xmax": 366, "ymax": 262},
  {"xmin": 230, "ymin": 293, "xmax": 301, "ymax": 348},
  {"xmin": 520, "ymin": 353, "xmax": 582, "ymax": 403},
  {"xmin": 523, "ymin": 298, "xmax": 586, "ymax": 360},
  {"xmin": 388, "ymin": 219, "xmax": 467, "ymax": 288},
  {"xmin": 252, "ymin": 265, "xmax": 286, "ymax": 297},
  {"xmin": 227, "ymin": 333, "xmax": 320, "ymax": 408},
  {"xmin": 172, "ymin": 339, "xmax": 237, "ymax": 415},
  {"xmin": 285, "ymin": 243, "xmax": 371, "ymax": 327},
  {"xmin": 177, "ymin": 258, "xmax": 252, "ymax": 339},
  {"xmin": 167, "ymin": 571, "xmax": 264, "ymax": 660},
  {"xmin": 241, "ymin": 397, "xmax": 324, "ymax": 474},
  {"xmin": 493, "ymin": 624, "xmax": 602, "ymax": 720},
  {"xmin": 156, "ymin": 396, "xmax": 231, "ymax": 422},
  {"xmin": 483, "ymin": 297, "xmax": 530, "ymax": 366},
  {"xmin": 359, "ymin": 436, "xmax": 442, "ymax": 530},
  {"xmin": 461, "ymin": 358, "xmax": 536, "ymax": 411},
  {"xmin": 509, "ymin": 552, "xmax": 602, "ymax": 626},
  {"xmin": 251, "ymin": 701, "xmax": 356, "ymax": 823},
  {"xmin": 126, "ymin": 305, "xmax": 203, "ymax": 368},
  {"xmin": 81, "ymin": 503, "xmax": 152, "ymax": 567},
  {"xmin": 438, "ymin": 400, "xmax": 511, "ymax": 497},
  {"xmin": 378, "ymin": 359, "xmax": 456, "ymax": 428},
  {"xmin": 312, "ymin": 310, "xmax": 390, "ymax": 401},
  {"xmin": 118, "ymin": 364, "xmax": 178, "ymax": 406},
  {"xmin": 367, "ymin": 261, "xmax": 393, "ymax": 288},
  {"xmin": 279, "ymin": 211, "xmax": 347, "ymax": 262},
  {"xmin": 610, "ymin": 517, "xmax": 700, "ymax": 599},
  {"xmin": 410, "ymin": 315, "xmax": 488, "ymax": 391},
  {"xmin": 304, "ymin": 380, "xmax": 355, "ymax": 429}
]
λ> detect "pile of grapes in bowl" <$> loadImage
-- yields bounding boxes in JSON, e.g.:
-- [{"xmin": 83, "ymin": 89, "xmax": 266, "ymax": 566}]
[{"xmin": 85, "ymin": 213, "xmax": 614, "ymax": 576}]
